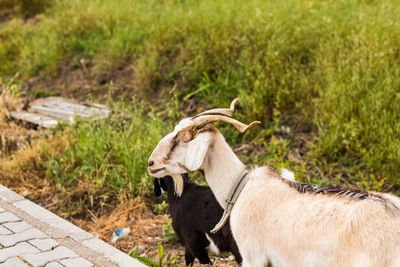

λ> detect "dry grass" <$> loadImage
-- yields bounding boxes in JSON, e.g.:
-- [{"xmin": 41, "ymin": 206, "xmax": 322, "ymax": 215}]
[
  {"xmin": 0, "ymin": 136, "xmax": 56, "ymax": 199},
  {"xmin": 72, "ymin": 198, "xmax": 165, "ymax": 252},
  {"xmin": 0, "ymin": 78, "xmax": 53, "ymax": 202},
  {"xmin": 0, "ymin": 77, "xmax": 20, "ymax": 128},
  {"xmin": 0, "ymin": 78, "xmax": 39, "ymax": 157}
]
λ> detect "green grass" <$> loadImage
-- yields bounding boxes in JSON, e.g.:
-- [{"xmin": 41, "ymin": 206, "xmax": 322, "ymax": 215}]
[
  {"xmin": 46, "ymin": 101, "xmax": 170, "ymax": 198},
  {"xmin": 1, "ymin": 0, "xmax": 400, "ymax": 200}
]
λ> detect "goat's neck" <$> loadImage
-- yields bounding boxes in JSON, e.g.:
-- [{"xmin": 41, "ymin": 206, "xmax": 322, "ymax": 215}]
[{"xmin": 202, "ymin": 132, "xmax": 246, "ymax": 208}]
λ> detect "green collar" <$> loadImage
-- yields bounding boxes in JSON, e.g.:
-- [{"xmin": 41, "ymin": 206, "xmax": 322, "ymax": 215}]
[{"xmin": 210, "ymin": 171, "xmax": 250, "ymax": 233}]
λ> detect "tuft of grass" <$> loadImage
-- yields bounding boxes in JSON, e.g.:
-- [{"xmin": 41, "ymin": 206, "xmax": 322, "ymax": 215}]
[
  {"xmin": 158, "ymin": 216, "xmax": 179, "ymax": 243},
  {"xmin": 0, "ymin": 76, "xmax": 20, "ymax": 126},
  {"xmin": 131, "ymin": 243, "xmax": 179, "ymax": 267},
  {"xmin": 41, "ymin": 101, "xmax": 170, "ymax": 214}
]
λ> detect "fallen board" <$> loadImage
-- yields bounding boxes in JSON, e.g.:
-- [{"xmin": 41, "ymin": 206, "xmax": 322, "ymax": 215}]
[
  {"xmin": 29, "ymin": 97, "xmax": 111, "ymax": 121},
  {"xmin": 10, "ymin": 111, "xmax": 59, "ymax": 128},
  {"xmin": 10, "ymin": 97, "xmax": 111, "ymax": 128}
]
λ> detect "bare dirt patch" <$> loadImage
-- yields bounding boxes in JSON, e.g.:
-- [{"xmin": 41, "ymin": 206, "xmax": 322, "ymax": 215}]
[{"xmin": 23, "ymin": 59, "xmax": 139, "ymax": 102}]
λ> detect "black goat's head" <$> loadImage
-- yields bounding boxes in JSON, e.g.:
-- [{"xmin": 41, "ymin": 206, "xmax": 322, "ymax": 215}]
[
  {"xmin": 153, "ymin": 174, "xmax": 190, "ymax": 197},
  {"xmin": 154, "ymin": 177, "xmax": 168, "ymax": 197}
]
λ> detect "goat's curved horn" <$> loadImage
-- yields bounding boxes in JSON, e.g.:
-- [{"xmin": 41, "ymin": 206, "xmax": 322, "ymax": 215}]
[
  {"xmin": 193, "ymin": 98, "xmax": 239, "ymax": 118},
  {"xmin": 193, "ymin": 114, "xmax": 261, "ymax": 133}
]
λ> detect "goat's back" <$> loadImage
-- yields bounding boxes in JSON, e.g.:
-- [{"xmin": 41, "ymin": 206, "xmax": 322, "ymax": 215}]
[{"xmin": 230, "ymin": 167, "xmax": 400, "ymax": 267}]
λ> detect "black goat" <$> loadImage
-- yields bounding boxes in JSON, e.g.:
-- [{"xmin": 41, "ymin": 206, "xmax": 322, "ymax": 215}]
[{"xmin": 154, "ymin": 174, "xmax": 242, "ymax": 266}]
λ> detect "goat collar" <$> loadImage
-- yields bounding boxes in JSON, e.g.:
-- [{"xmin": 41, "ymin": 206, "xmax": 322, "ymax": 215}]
[{"xmin": 210, "ymin": 170, "xmax": 250, "ymax": 233}]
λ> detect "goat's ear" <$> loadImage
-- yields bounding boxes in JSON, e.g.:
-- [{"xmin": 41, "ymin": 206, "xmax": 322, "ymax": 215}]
[
  {"xmin": 154, "ymin": 178, "xmax": 162, "ymax": 196},
  {"xmin": 185, "ymin": 133, "xmax": 212, "ymax": 171}
]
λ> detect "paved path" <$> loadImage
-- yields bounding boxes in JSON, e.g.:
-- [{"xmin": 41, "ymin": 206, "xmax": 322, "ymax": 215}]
[{"xmin": 0, "ymin": 185, "xmax": 144, "ymax": 267}]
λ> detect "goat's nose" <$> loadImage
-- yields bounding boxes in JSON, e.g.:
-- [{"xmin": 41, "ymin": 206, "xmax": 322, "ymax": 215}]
[{"xmin": 148, "ymin": 160, "xmax": 155, "ymax": 167}]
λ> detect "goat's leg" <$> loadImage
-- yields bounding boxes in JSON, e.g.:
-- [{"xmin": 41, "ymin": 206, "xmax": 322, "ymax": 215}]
[
  {"xmin": 196, "ymin": 248, "xmax": 212, "ymax": 265},
  {"xmin": 229, "ymin": 241, "xmax": 242, "ymax": 264},
  {"xmin": 184, "ymin": 248, "xmax": 195, "ymax": 266},
  {"xmin": 186, "ymin": 234, "xmax": 212, "ymax": 265}
]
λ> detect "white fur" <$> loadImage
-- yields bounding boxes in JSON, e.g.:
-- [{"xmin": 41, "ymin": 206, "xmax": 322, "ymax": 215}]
[
  {"xmin": 205, "ymin": 234, "xmax": 220, "ymax": 255},
  {"xmin": 171, "ymin": 174, "xmax": 184, "ymax": 196},
  {"xmin": 280, "ymin": 168, "xmax": 295, "ymax": 181},
  {"xmin": 149, "ymin": 119, "xmax": 400, "ymax": 267},
  {"xmin": 185, "ymin": 133, "xmax": 212, "ymax": 171}
]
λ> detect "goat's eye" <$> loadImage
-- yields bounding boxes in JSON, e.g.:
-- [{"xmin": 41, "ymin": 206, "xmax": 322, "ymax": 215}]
[
  {"xmin": 196, "ymin": 125, "xmax": 202, "ymax": 131},
  {"xmin": 178, "ymin": 130, "xmax": 192, "ymax": 142}
]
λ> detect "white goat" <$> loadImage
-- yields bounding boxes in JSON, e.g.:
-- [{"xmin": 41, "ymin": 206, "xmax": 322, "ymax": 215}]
[{"xmin": 148, "ymin": 99, "xmax": 400, "ymax": 267}]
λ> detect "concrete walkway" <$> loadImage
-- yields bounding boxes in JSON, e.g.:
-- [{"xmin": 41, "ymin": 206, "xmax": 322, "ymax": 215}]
[{"xmin": 0, "ymin": 185, "xmax": 144, "ymax": 267}]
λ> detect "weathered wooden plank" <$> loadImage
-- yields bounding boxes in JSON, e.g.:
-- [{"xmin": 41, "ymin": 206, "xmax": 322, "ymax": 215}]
[
  {"xmin": 9, "ymin": 97, "xmax": 111, "ymax": 128},
  {"xmin": 10, "ymin": 111, "xmax": 59, "ymax": 128},
  {"xmin": 29, "ymin": 97, "xmax": 111, "ymax": 121}
]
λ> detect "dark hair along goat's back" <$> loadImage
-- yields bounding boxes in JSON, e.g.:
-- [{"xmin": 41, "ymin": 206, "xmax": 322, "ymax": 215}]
[{"xmin": 154, "ymin": 174, "xmax": 242, "ymax": 266}]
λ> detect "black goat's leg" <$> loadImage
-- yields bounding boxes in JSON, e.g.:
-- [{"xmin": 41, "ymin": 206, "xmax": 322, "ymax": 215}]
[
  {"xmin": 183, "ymin": 231, "xmax": 211, "ymax": 264},
  {"xmin": 230, "ymin": 243, "xmax": 243, "ymax": 264},
  {"xmin": 185, "ymin": 248, "xmax": 195, "ymax": 266},
  {"xmin": 186, "ymin": 233, "xmax": 212, "ymax": 265},
  {"xmin": 196, "ymin": 248, "xmax": 212, "ymax": 265}
]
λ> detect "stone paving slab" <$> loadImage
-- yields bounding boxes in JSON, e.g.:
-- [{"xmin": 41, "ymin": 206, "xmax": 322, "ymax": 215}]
[
  {"xmin": 0, "ymin": 242, "xmax": 40, "ymax": 262},
  {"xmin": 0, "ymin": 225, "xmax": 12, "ymax": 235},
  {"xmin": 0, "ymin": 185, "xmax": 145, "ymax": 267},
  {"xmin": 23, "ymin": 246, "xmax": 79, "ymax": 267},
  {"xmin": 29, "ymin": 238, "xmax": 59, "ymax": 251},
  {"xmin": 59, "ymin": 257, "xmax": 94, "ymax": 267},
  {"xmin": 0, "ymin": 212, "xmax": 21, "ymax": 224},
  {"xmin": 3, "ymin": 221, "xmax": 32, "ymax": 233},
  {"xmin": 0, "ymin": 256, "xmax": 29, "ymax": 267},
  {"xmin": 0, "ymin": 228, "xmax": 48, "ymax": 247},
  {"xmin": 46, "ymin": 262, "xmax": 63, "ymax": 267}
]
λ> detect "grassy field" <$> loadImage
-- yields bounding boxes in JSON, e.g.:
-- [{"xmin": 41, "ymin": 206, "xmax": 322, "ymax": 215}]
[{"xmin": 1, "ymin": 0, "xmax": 400, "ymax": 261}]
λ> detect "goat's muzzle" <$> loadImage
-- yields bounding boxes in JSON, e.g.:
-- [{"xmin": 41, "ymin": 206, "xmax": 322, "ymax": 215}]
[{"xmin": 149, "ymin": 167, "xmax": 165, "ymax": 174}]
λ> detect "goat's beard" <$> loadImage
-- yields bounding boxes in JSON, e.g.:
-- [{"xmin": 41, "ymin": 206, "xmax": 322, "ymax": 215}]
[{"xmin": 171, "ymin": 174, "xmax": 184, "ymax": 197}]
